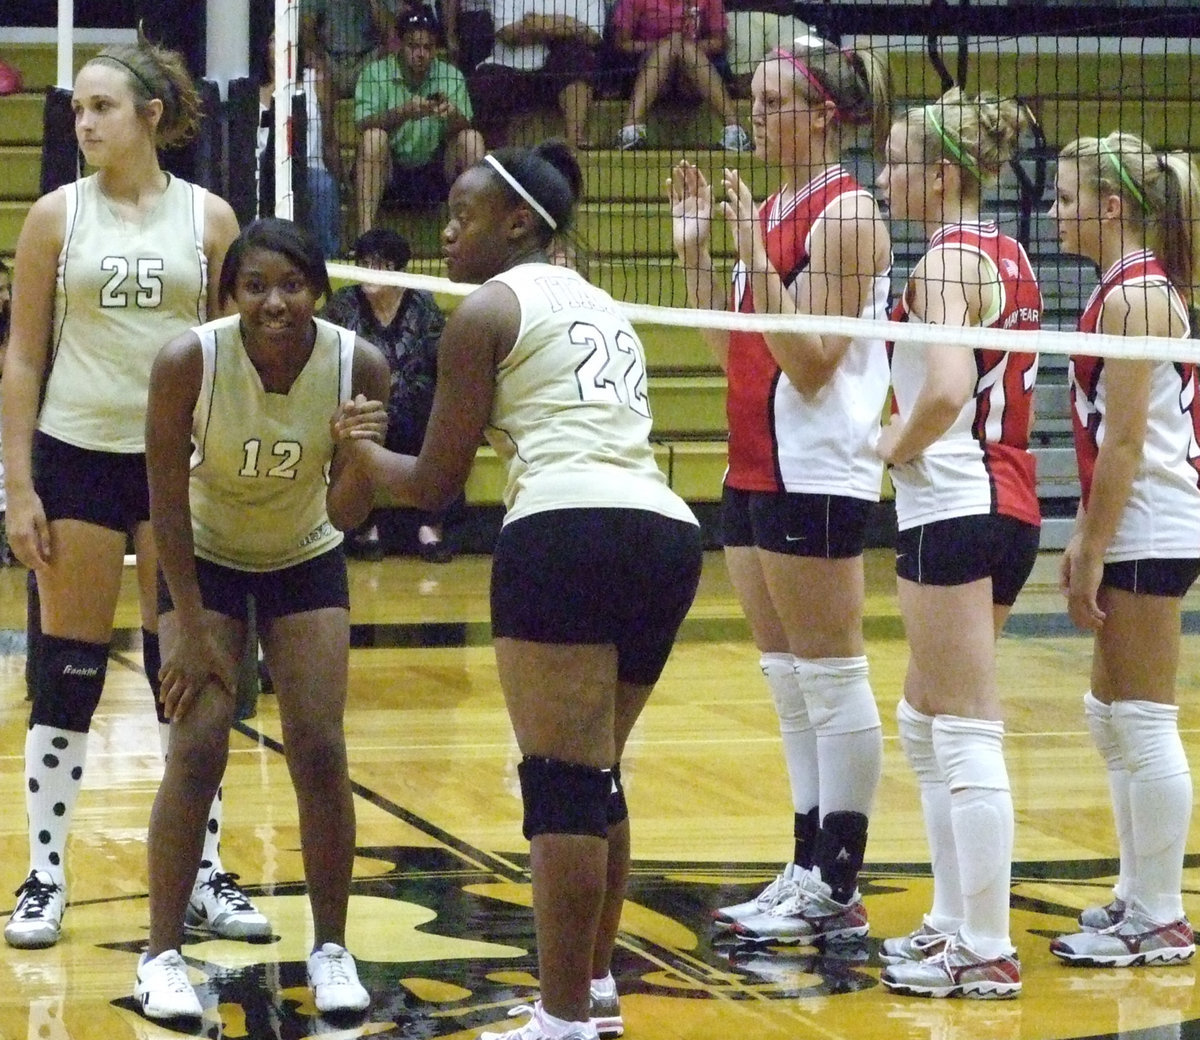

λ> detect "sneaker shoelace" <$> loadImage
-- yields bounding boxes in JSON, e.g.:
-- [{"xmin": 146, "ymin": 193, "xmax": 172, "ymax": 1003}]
[
  {"xmin": 499, "ymin": 1004, "xmax": 541, "ymax": 1039},
  {"xmin": 156, "ymin": 955, "xmax": 194, "ymax": 995},
  {"xmin": 316, "ymin": 948, "xmax": 355, "ymax": 986},
  {"xmin": 13, "ymin": 876, "xmax": 60, "ymax": 918},
  {"xmin": 909, "ymin": 925, "xmax": 950, "ymax": 952},
  {"xmin": 200, "ymin": 872, "xmax": 255, "ymax": 912}
]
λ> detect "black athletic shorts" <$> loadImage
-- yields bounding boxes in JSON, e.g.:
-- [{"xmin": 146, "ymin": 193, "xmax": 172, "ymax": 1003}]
[
  {"xmin": 720, "ymin": 485, "xmax": 871, "ymax": 558},
  {"xmin": 157, "ymin": 545, "xmax": 350, "ymax": 621},
  {"xmin": 1103, "ymin": 557, "xmax": 1200, "ymax": 598},
  {"xmin": 895, "ymin": 513, "xmax": 1040, "ymax": 607},
  {"xmin": 33, "ymin": 431, "xmax": 149, "ymax": 532},
  {"xmin": 490, "ymin": 508, "xmax": 703, "ymax": 685}
]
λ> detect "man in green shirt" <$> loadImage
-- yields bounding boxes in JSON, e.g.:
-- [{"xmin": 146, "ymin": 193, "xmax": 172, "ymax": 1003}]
[{"xmin": 355, "ymin": 8, "xmax": 486, "ymax": 233}]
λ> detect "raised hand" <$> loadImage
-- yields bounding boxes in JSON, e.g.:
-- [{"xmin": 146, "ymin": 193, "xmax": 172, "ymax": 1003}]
[
  {"xmin": 668, "ymin": 160, "xmax": 713, "ymax": 263},
  {"xmin": 720, "ymin": 167, "xmax": 763, "ymax": 267}
]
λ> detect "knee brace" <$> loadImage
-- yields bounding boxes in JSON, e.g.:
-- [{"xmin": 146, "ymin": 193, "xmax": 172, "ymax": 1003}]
[
  {"xmin": 897, "ymin": 698, "xmax": 941, "ymax": 783},
  {"xmin": 517, "ymin": 756, "xmax": 610, "ymax": 840},
  {"xmin": 142, "ymin": 629, "xmax": 167, "ymax": 724},
  {"xmin": 30, "ymin": 636, "xmax": 109, "ymax": 733},
  {"xmin": 606, "ymin": 763, "xmax": 628, "ymax": 827},
  {"xmin": 796, "ymin": 656, "xmax": 881, "ymax": 735}
]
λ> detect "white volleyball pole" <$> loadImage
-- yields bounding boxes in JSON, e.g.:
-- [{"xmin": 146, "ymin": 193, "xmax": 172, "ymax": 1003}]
[{"xmin": 56, "ymin": 0, "xmax": 74, "ymax": 88}]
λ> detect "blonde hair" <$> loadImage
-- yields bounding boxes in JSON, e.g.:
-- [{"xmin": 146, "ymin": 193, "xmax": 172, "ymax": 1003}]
[
  {"xmin": 1061, "ymin": 131, "xmax": 1200, "ymax": 307},
  {"xmin": 776, "ymin": 40, "xmax": 893, "ymax": 153},
  {"xmin": 903, "ymin": 88, "xmax": 1024, "ymax": 191},
  {"xmin": 88, "ymin": 30, "xmax": 203, "ymax": 148}
]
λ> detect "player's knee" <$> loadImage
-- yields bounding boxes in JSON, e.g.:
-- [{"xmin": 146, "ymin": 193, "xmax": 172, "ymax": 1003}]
[
  {"xmin": 606, "ymin": 762, "xmax": 628, "ymax": 827},
  {"xmin": 517, "ymin": 756, "xmax": 611, "ymax": 840},
  {"xmin": 30, "ymin": 636, "xmax": 109, "ymax": 732}
]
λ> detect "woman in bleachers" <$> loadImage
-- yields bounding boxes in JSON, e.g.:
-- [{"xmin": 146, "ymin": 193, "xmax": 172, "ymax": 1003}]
[
  {"xmin": 874, "ymin": 89, "xmax": 1041, "ymax": 999},
  {"xmin": 608, "ymin": 0, "xmax": 751, "ymax": 153},
  {"xmin": 1047, "ymin": 132, "xmax": 1200, "ymax": 968},
  {"xmin": 668, "ymin": 38, "xmax": 891, "ymax": 945}
]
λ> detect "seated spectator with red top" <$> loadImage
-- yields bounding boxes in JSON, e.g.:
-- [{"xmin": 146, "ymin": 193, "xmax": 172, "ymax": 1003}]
[
  {"xmin": 610, "ymin": 0, "xmax": 749, "ymax": 152},
  {"xmin": 0, "ymin": 56, "xmax": 21, "ymax": 96},
  {"xmin": 355, "ymin": 7, "xmax": 486, "ymax": 232}
]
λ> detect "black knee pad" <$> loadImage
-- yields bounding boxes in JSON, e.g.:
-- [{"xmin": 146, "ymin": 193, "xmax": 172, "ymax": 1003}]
[
  {"xmin": 141, "ymin": 629, "xmax": 167, "ymax": 723},
  {"xmin": 517, "ymin": 756, "xmax": 611, "ymax": 840},
  {"xmin": 30, "ymin": 636, "xmax": 109, "ymax": 733},
  {"xmin": 606, "ymin": 762, "xmax": 627, "ymax": 827}
]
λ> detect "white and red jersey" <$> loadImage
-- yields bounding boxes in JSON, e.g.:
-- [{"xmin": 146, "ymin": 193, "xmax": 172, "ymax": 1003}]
[
  {"xmin": 888, "ymin": 222, "xmax": 1042, "ymax": 530},
  {"xmin": 1069, "ymin": 249, "xmax": 1200, "ymax": 561},
  {"xmin": 725, "ymin": 165, "xmax": 890, "ymax": 499}
]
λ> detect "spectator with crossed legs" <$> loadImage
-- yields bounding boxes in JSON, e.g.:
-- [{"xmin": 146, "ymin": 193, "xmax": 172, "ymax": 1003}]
[
  {"xmin": 339, "ymin": 141, "xmax": 702, "ymax": 1040},
  {"xmin": 1047, "ymin": 132, "xmax": 1200, "ymax": 969},
  {"xmin": 874, "ymin": 89, "xmax": 1041, "ymax": 999},
  {"xmin": 468, "ymin": 0, "xmax": 604, "ymax": 151},
  {"xmin": 1, "ymin": 37, "xmax": 267, "ymax": 950},
  {"xmin": 669, "ymin": 38, "xmax": 891, "ymax": 947}
]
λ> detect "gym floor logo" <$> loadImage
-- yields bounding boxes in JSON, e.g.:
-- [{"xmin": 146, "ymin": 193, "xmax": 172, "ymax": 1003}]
[{"xmin": 103, "ymin": 845, "xmax": 1196, "ymax": 1039}]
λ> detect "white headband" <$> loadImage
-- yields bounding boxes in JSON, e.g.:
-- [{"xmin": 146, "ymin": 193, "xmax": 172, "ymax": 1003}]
[{"xmin": 483, "ymin": 154, "xmax": 558, "ymax": 231}]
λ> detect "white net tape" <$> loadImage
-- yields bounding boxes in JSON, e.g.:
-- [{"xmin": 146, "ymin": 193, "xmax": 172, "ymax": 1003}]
[{"xmin": 325, "ymin": 261, "xmax": 1200, "ymax": 365}]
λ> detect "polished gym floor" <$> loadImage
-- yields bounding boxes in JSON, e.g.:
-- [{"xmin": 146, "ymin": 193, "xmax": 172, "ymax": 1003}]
[{"xmin": 0, "ymin": 547, "xmax": 1196, "ymax": 1040}]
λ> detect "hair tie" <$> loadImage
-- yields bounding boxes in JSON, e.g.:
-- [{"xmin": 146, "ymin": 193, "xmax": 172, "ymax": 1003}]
[
  {"xmin": 95, "ymin": 53, "xmax": 157, "ymax": 100},
  {"xmin": 1098, "ymin": 139, "xmax": 1151, "ymax": 213},
  {"xmin": 483, "ymin": 154, "xmax": 558, "ymax": 231},
  {"xmin": 924, "ymin": 104, "xmax": 981, "ymax": 178}
]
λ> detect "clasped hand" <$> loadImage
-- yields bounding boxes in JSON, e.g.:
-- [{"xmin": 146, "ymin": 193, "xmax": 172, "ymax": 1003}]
[{"xmin": 331, "ymin": 394, "xmax": 387, "ymax": 444}]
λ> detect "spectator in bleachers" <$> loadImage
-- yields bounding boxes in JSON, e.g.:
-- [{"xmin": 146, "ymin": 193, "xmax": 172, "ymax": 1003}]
[
  {"xmin": 609, "ymin": 0, "xmax": 751, "ymax": 152},
  {"xmin": 301, "ymin": 0, "xmax": 414, "ymax": 190},
  {"xmin": 468, "ymin": 0, "xmax": 605, "ymax": 151},
  {"xmin": 355, "ymin": 7, "xmax": 486, "ymax": 234},
  {"xmin": 321, "ymin": 229, "xmax": 459, "ymax": 561},
  {"xmin": 1047, "ymin": 132, "xmax": 1200, "ymax": 970},
  {"xmin": 444, "ymin": 0, "xmax": 496, "ymax": 72},
  {"xmin": 0, "ymin": 55, "xmax": 21, "ymax": 96},
  {"xmin": 258, "ymin": 33, "xmax": 342, "ymax": 257}
]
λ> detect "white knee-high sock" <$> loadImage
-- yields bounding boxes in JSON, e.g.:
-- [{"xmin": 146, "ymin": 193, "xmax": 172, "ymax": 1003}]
[
  {"xmin": 796, "ymin": 656, "xmax": 882, "ymax": 816},
  {"xmin": 1083, "ymin": 692, "xmax": 1135, "ymax": 904},
  {"xmin": 1112, "ymin": 700, "xmax": 1191, "ymax": 923},
  {"xmin": 897, "ymin": 698, "xmax": 962, "ymax": 934},
  {"xmin": 159, "ymin": 721, "xmax": 226, "ymax": 879},
  {"xmin": 25, "ymin": 725, "xmax": 88, "ymax": 884},
  {"xmin": 762, "ymin": 653, "xmax": 819, "ymax": 816},
  {"xmin": 933, "ymin": 715, "xmax": 1014, "ymax": 956}
]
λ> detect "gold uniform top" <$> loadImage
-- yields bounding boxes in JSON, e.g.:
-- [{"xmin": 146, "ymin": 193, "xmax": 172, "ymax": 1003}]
[
  {"xmin": 42, "ymin": 174, "xmax": 208, "ymax": 452},
  {"xmin": 485, "ymin": 263, "xmax": 697, "ymax": 528},
  {"xmin": 189, "ymin": 314, "xmax": 353, "ymax": 571}
]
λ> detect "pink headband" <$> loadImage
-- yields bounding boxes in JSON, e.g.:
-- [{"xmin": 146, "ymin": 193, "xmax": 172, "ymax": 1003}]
[{"xmin": 773, "ymin": 48, "xmax": 838, "ymax": 109}]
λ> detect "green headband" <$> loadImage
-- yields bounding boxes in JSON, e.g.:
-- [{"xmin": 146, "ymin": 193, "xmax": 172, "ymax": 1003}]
[
  {"xmin": 1097, "ymin": 139, "xmax": 1151, "ymax": 214},
  {"xmin": 924, "ymin": 104, "xmax": 981, "ymax": 178}
]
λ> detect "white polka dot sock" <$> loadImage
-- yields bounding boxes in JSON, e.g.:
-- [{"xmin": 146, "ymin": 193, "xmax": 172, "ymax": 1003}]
[{"xmin": 24, "ymin": 724, "xmax": 88, "ymax": 884}]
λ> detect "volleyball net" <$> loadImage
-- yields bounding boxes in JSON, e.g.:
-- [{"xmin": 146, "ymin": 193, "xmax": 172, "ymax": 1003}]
[{"xmin": 267, "ymin": 1, "xmax": 1197, "ymax": 369}]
